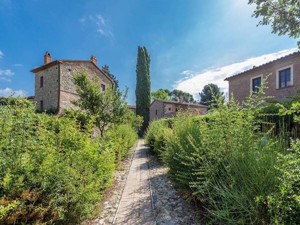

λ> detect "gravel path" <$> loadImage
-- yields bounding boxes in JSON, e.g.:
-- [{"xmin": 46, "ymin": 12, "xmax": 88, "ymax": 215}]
[
  {"xmin": 148, "ymin": 154, "xmax": 200, "ymax": 225},
  {"xmin": 83, "ymin": 140, "xmax": 200, "ymax": 225}
]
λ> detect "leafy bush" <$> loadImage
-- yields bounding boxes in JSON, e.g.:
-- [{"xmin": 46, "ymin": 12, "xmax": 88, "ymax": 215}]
[
  {"xmin": 103, "ymin": 124, "xmax": 138, "ymax": 166},
  {"xmin": 146, "ymin": 98, "xmax": 300, "ymax": 224},
  {"xmin": 0, "ymin": 99, "xmax": 137, "ymax": 224},
  {"xmin": 146, "ymin": 119, "xmax": 173, "ymax": 160},
  {"xmin": 268, "ymin": 139, "xmax": 300, "ymax": 224}
]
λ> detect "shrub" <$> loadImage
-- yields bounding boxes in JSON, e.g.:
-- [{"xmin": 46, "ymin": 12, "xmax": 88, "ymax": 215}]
[
  {"xmin": 103, "ymin": 124, "xmax": 138, "ymax": 166},
  {"xmin": 147, "ymin": 99, "xmax": 294, "ymax": 224},
  {"xmin": 0, "ymin": 99, "xmax": 137, "ymax": 224},
  {"xmin": 268, "ymin": 139, "xmax": 300, "ymax": 224},
  {"xmin": 146, "ymin": 119, "xmax": 173, "ymax": 160}
]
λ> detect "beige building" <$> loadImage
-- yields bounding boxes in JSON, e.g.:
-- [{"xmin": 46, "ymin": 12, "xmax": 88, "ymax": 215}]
[
  {"xmin": 225, "ymin": 51, "xmax": 300, "ymax": 103},
  {"xmin": 150, "ymin": 99, "xmax": 208, "ymax": 121},
  {"xmin": 31, "ymin": 51, "xmax": 114, "ymax": 113}
]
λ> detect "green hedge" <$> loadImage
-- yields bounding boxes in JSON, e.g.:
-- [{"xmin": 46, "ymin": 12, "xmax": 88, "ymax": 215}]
[
  {"xmin": 146, "ymin": 100, "xmax": 300, "ymax": 224},
  {"xmin": 0, "ymin": 99, "xmax": 137, "ymax": 224},
  {"xmin": 145, "ymin": 119, "xmax": 173, "ymax": 160},
  {"xmin": 103, "ymin": 124, "xmax": 138, "ymax": 166}
]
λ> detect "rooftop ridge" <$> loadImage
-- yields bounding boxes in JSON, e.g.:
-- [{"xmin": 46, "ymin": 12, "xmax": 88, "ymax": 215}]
[{"xmin": 225, "ymin": 51, "xmax": 300, "ymax": 81}]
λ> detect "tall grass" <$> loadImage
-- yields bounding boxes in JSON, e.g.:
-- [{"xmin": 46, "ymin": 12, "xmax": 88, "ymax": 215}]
[{"xmin": 146, "ymin": 97, "xmax": 299, "ymax": 224}]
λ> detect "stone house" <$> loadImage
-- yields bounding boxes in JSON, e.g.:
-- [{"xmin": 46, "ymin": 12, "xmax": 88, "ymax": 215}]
[
  {"xmin": 31, "ymin": 51, "xmax": 114, "ymax": 113},
  {"xmin": 225, "ymin": 51, "xmax": 300, "ymax": 103},
  {"xmin": 128, "ymin": 105, "xmax": 136, "ymax": 114},
  {"xmin": 149, "ymin": 98, "xmax": 209, "ymax": 121}
]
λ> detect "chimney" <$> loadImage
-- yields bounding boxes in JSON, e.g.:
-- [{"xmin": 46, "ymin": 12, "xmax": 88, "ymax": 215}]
[
  {"xmin": 91, "ymin": 55, "xmax": 97, "ymax": 65},
  {"xmin": 44, "ymin": 51, "xmax": 51, "ymax": 64},
  {"xmin": 179, "ymin": 95, "xmax": 184, "ymax": 103}
]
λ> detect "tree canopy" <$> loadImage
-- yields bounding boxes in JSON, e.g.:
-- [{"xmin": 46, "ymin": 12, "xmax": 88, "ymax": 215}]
[
  {"xmin": 72, "ymin": 71, "xmax": 129, "ymax": 136},
  {"xmin": 151, "ymin": 89, "xmax": 195, "ymax": 103},
  {"xmin": 199, "ymin": 83, "xmax": 224, "ymax": 107},
  {"xmin": 102, "ymin": 64, "xmax": 119, "ymax": 90},
  {"xmin": 248, "ymin": 0, "xmax": 300, "ymax": 45},
  {"xmin": 151, "ymin": 89, "xmax": 169, "ymax": 101},
  {"xmin": 170, "ymin": 89, "xmax": 195, "ymax": 103},
  {"xmin": 135, "ymin": 46, "xmax": 151, "ymax": 133}
]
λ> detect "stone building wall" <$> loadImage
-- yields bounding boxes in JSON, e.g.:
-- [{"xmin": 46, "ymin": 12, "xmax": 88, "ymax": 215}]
[
  {"xmin": 228, "ymin": 53, "xmax": 300, "ymax": 103},
  {"xmin": 164, "ymin": 103, "xmax": 176, "ymax": 115},
  {"xmin": 149, "ymin": 101, "xmax": 164, "ymax": 121},
  {"xmin": 150, "ymin": 100, "xmax": 208, "ymax": 121},
  {"xmin": 58, "ymin": 61, "xmax": 113, "ymax": 113},
  {"xmin": 34, "ymin": 64, "xmax": 59, "ymax": 111}
]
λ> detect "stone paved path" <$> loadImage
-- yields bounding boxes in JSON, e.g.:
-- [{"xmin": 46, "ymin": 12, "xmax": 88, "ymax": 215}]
[{"xmin": 114, "ymin": 140, "xmax": 155, "ymax": 225}]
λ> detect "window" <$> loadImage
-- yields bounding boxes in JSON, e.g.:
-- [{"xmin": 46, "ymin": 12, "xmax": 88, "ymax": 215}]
[
  {"xmin": 155, "ymin": 109, "xmax": 158, "ymax": 115},
  {"xmin": 40, "ymin": 76, "xmax": 43, "ymax": 88},
  {"xmin": 252, "ymin": 77, "xmax": 261, "ymax": 92},
  {"xmin": 250, "ymin": 75, "xmax": 262, "ymax": 93},
  {"xmin": 277, "ymin": 65, "xmax": 293, "ymax": 89},
  {"xmin": 101, "ymin": 84, "xmax": 106, "ymax": 91},
  {"xmin": 279, "ymin": 68, "xmax": 291, "ymax": 88},
  {"xmin": 40, "ymin": 100, "xmax": 44, "ymax": 110}
]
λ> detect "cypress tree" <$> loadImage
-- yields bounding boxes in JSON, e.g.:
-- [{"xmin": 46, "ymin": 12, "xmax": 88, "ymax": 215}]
[{"xmin": 135, "ymin": 46, "xmax": 151, "ymax": 134}]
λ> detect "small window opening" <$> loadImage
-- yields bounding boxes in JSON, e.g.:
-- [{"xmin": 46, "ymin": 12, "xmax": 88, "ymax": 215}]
[
  {"xmin": 101, "ymin": 84, "xmax": 106, "ymax": 91},
  {"xmin": 40, "ymin": 100, "xmax": 44, "ymax": 110},
  {"xmin": 40, "ymin": 76, "xmax": 44, "ymax": 88}
]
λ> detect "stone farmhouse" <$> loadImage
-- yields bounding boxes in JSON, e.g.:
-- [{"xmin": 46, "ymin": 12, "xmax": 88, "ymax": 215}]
[
  {"xmin": 225, "ymin": 51, "xmax": 300, "ymax": 103},
  {"xmin": 31, "ymin": 51, "xmax": 114, "ymax": 113},
  {"xmin": 149, "ymin": 97, "xmax": 208, "ymax": 121}
]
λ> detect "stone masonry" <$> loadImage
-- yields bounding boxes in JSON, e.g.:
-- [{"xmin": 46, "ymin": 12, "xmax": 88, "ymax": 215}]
[
  {"xmin": 149, "ymin": 99, "xmax": 208, "ymax": 121},
  {"xmin": 31, "ymin": 52, "xmax": 114, "ymax": 113}
]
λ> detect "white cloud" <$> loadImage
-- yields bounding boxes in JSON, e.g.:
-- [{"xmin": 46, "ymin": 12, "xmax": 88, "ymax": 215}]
[
  {"xmin": 79, "ymin": 14, "xmax": 113, "ymax": 38},
  {"xmin": 0, "ymin": 69, "xmax": 14, "ymax": 76},
  {"xmin": 0, "ymin": 88, "xmax": 26, "ymax": 97},
  {"xmin": 13, "ymin": 63, "xmax": 23, "ymax": 67},
  {"xmin": 0, "ymin": 50, "xmax": 3, "ymax": 59},
  {"xmin": 174, "ymin": 48, "xmax": 298, "ymax": 99},
  {"xmin": 96, "ymin": 15, "xmax": 105, "ymax": 26},
  {"xmin": 0, "ymin": 69, "xmax": 14, "ymax": 82}
]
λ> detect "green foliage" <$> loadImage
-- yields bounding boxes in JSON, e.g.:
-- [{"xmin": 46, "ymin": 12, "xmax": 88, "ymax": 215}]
[
  {"xmin": 102, "ymin": 64, "xmax": 119, "ymax": 90},
  {"xmin": 103, "ymin": 124, "xmax": 138, "ymax": 166},
  {"xmin": 169, "ymin": 89, "xmax": 194, "ymax": 103},
  {"xmin": 0, "ymin": 97, "xmax": 32, "ymax": 107},
  {"xmin": 136, "ymin": 46, "xmax": 151, "ymax": 133},
  {"xmin": 199, "ymin": 83, "xmax": 224, "ymax": 107},
  {"xmin": 248, "ymin": 0, "xmax": 300, "ymax": 46},
  {"xmin": 151, "ymin": 89, "xmax": 196, "ymax": 103},
  {"xmin": 145, "ymin": 119, "xmax": 173, "ymax": 160},
  {"xmin": 151, "ymin": 89, "xmax": 169, "ymax": 101},
  {"xmin": 73, "ymin": 71, "xmax": 129, "ymax": 136},
  {"xmin": 0, "ymin": 99, "xmax": 137, "ymax": 224},
  {"xmin": 146, "ymin": 96, "xmax": 300, "ymax": 224},
  {"xmin": 268, "ymin": 139, "xmax": 300, "ymax": 224},
  {"xmin": 122, "ymin": 109, "xmax": 143, "ymax": 132}
]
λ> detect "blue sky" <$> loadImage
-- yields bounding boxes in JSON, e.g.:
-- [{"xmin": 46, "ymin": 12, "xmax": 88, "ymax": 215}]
[{"xmin": 0, "ymin": 0, "xmax": 297, "ymax": 104}]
